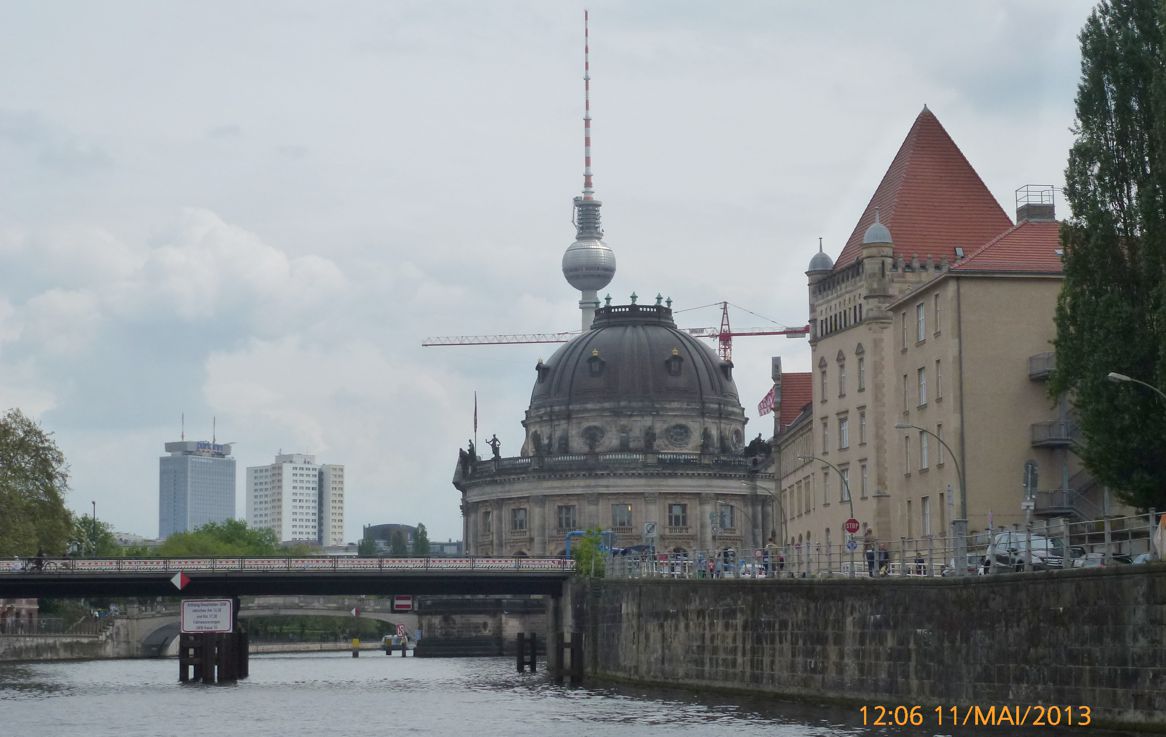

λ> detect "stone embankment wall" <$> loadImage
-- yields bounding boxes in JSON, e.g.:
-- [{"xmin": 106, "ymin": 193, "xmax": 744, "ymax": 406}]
[
  {"xmin": 0, "ymin": 634, "xmax": 111, "ymax": 661},
  {"xmin": 577, "ymin": 566, "xmax": 1164, "ymax": 730}
]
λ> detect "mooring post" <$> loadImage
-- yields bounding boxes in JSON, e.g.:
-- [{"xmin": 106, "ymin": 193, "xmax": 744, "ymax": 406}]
[
  {"xmin": 401, "ymin": 637, "xmax": 407, "ymax": 657},
  {"xmin": 238, "ymin": 629, "xmax": 249, "ymax": 678},
  {"xmin": 528, "ymin": 632, "xmax": 537, "ymax": 673},
  {"xmin": 553, "ymin": 630, "xmax": 565, "ymax": 684},
  {"xmin": 200, "ymin": 634, "xmax": 215, "ymax": 684},
  {"xmin": 516, "ymin": 632, "xmax": 526, "ymax": 672},
  {"xmin": 569, "ymin": 633, "xmax": 583, "ymax": 685}
]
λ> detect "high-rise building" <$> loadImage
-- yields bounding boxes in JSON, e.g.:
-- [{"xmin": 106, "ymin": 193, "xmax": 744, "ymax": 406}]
[
  {"xmin": 158, "ymin": 441, "xmax": 236, "ymax": 539},
  {"xmin": 247, "ymin": 453, "xmax": 345, "ymax": 546}
]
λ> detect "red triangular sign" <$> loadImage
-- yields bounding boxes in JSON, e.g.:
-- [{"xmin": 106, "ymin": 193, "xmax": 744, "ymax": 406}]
[{"xmin": 170, "ymin": 572, "xmax": 190, "ymax": 590}]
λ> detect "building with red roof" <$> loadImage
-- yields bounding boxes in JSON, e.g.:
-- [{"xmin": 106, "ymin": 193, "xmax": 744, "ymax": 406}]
[{"xmin": 771, "ymin": 108, "xmax": 1125, "ymax": 572}]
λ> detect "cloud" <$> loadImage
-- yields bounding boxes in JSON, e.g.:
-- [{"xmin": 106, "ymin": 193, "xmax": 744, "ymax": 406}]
[{"xmin": 0, "ymin": 108, "xmax": 113, "ymax": 174}]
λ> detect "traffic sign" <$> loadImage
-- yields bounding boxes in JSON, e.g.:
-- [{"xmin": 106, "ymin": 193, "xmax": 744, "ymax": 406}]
[
  {"xmin": 844, "ymin": 518, "xmax": 860, "ymax": 535},
  {"xmin": 170, "ymin": 572, "xmax": 190, "ymax": 590},
  {"xmin": 392, "ymin": 595, "xmax": 413, "ymax": 612},
  {"xmin": 396, "ymin": 623, "xmax": 406, "ymax": 637},
  {"xmin": 350, "ymin": 607, "xmax": 360, "ymax": 617},
  {"xmin": 846, "ymin": 539, "xmax": 858, "ymax": 552},
  {"xmin": 180, "ymin": 599, "xmax": 233, "ymax": 633}
]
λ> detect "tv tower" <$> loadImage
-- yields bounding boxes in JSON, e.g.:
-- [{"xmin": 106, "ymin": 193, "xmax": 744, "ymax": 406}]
[{"xmin": 561, "ymin": 9, "xmax": 616, "ymax": 331}]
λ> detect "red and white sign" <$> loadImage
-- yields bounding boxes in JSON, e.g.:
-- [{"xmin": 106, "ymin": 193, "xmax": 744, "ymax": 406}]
[
  {"xmin": 392, "ymin": 595, "xmax": 413, "ymax": 612},
  {"xmin": 170, "ymin": 572, "xmax": 190, "ymax": 590},
  {"xmin": 396, "ymin": 623, "xmax": 406, "ymax": 637},
  {"xmin": 844, "ymin": 518, "xmax": 860, "ymax": 535},
  {"xmin": 757, "ymin": 386, "xmax": 776, "ymax": 416},
  {"xmin": 180, "ymin": 599, "xmax": 233, "ymax": 633}
]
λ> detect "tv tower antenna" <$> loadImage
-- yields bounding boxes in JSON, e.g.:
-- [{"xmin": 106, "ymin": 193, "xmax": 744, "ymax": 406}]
[{"xmin": 562, "ymin": 9, "xmax": 616, "ymax": 331}]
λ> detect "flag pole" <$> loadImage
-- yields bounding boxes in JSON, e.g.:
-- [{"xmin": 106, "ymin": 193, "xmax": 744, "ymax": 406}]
[{"xmin": 473, "ymin": 391, "xmax": 478, "ymax": 457}]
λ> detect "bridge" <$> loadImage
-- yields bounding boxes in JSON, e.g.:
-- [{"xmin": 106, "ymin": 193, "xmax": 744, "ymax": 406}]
[{"xmin": 0, "ymin": 556, "xmax": 573, "ymax": 599}]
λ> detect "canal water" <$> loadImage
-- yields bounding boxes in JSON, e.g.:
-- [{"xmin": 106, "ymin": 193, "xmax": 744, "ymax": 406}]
[{"xmin": 0, "ymin": 653, "xmax": 1142, "ymax": 737}]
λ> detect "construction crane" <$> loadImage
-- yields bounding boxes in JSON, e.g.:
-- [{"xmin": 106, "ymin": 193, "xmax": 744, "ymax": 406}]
[{"xmin": 421, "ymin": 302, "xmax": 808, "ymax": 360}]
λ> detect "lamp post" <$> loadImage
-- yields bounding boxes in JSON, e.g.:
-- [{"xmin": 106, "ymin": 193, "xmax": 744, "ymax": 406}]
[
  {"xmin": 1107, "ymin": 371, "xmax": 1166, "ymax": 403},
  {"xmin": 796, "ymin": 454, "xmax": 856, "ymax": 577},
  {"xmin": 895, "ymin": 422, "xmax": 968, "ymax": 575},
  {"xmin": 91, "ymin": 500, "xmax": 97, "ymax": 558}
]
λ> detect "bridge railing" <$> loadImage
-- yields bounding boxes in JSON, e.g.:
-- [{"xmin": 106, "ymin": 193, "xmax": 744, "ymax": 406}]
[{"xmin": 0, "ymin": 556, "xmax": 576, "ymax": 575}]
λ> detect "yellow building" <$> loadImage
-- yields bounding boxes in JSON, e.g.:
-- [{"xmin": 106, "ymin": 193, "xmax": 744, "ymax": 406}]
[{"xmin": 773, "ymin": 107, "xmax": 1126, "ymax": 567}]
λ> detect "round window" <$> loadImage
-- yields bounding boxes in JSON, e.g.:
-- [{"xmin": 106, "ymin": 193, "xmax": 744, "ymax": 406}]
[{"xmin": 666, "ymin": 424, "xmax": 691, "ymax": 447}]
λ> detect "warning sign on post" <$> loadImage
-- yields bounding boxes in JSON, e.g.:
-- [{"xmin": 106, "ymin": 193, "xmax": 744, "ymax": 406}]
[{"xmin": 180, "ymin": 599, "xmax": 234, "ymax": 633}]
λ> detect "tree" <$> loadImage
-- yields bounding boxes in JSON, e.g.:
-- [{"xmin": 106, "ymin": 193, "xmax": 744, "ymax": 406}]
[
  {"xmin": 389, "ymin": 529, "xmax": 408, "ymax": 556},
  {"xmin": 357, "ymin": 537, "xmax": 377, "ymax": 557},
  {"xmin": 0, "ymin": 409, "xmax": 73, "ymax": 557},
  {"xmin": 158, "ymin": 519, "xmax": 281, "ymax": 557},
  {"xmin": 571, "ymin": 528, "xmax": 606, "ymax": 578},
  {"xmin": 1051, "ymin": 0, "xmax": 1166, "ymax": 511},
  {"xmin": 412, "ymin": 523, "xmax": 430, "ymax": 557},
  {"xmin": 72, "ymin": 514, "xmax": 119, "ymax": 558}
]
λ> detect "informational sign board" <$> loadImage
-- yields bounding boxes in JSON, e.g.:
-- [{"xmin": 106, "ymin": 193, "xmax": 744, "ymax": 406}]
[
  {"xmin": 180, "ymin": 599, "xmax": 233, "ymax": 633},
  {"xmin": 392, "ymin": 595, "xmax": 413, "ymax": 612}
]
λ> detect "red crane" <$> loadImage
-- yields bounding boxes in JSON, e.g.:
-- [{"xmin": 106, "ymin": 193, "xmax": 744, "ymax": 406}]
[{"xmin": 421, "ymin": 302, "xmax": 807, "ymax": 359}]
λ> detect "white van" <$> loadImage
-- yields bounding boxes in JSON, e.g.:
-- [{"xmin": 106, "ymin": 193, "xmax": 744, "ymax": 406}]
[{"xmin": 986, "ymin": 531, "xmax": 1064, "ymax": 572}]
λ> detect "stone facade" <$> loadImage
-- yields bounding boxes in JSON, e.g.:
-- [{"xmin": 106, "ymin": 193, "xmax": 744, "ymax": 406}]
[{"xmin": 455, "ymin": 303, "xmax": 774, "ymax": 557}]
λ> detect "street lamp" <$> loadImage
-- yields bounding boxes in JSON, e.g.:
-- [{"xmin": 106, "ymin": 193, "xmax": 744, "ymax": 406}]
[
  {"xmin": 1107, "ymin": 371, "xmax": 1166, "ymax": 403},
  {"xmin": 895, "ymin": 422, "xmax": 968, "ymax": 575},
  {"xmin": 796, "ymin": 454, "xmax": 856, "ymax": 577},
  {"xmin": 91, "ymin": 500, "xmax": 97, "ymax": 558}
]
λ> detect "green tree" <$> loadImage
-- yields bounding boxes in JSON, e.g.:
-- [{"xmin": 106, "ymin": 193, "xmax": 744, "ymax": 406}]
[
  {"xmin": 157, "ymin": 519, "xmax": 282, "ymax": 557},
  {"xmin": 389, "ymin": 529, "xmax": 407, "ymax": 556},
  {"xmin": 0, "ymin": 409, "xmax": 72, "ymax": 557},
  {"xmin": 412, "ymin": 523, "xmax": 430, "ymax": 557},
  {"xmin": 571, "ymin": 528, "xmax": 606, "ymax": 578},
  {"xmin": 1051, "ymin": 0, "xmax": 1166, "ymax": 510},
  {"xmin": 72, "ymin": 514, "xmax": 119, "ymax": 557},
  {"xmin": 357, "ymin": 537, "xmax": 377, "ymax": 557}
]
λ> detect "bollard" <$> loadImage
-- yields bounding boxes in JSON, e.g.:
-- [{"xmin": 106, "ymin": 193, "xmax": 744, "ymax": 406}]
[
  {"xmin": 401, "ymin": 637, "xmax": 407, "ymax": 657},
  {"xmin": 352, "ymin": 638, "xmax": 360, "ymax": 658}
]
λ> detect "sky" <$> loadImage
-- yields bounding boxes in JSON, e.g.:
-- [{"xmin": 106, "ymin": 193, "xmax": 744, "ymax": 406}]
[{"xmin": 0, "ymin": 1, "xmax": 1097, "ymax": 544}]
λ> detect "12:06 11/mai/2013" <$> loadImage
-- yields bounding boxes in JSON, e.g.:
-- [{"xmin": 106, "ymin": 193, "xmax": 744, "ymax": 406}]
[{"xmin": 860, "ymin": 704, "xmax": 1092, "ymax": 728}]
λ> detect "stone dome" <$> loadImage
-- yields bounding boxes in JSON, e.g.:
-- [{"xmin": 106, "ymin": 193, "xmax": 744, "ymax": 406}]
[
  {"xmin": 523, "ymin": 303, "xmax": 746, "ymax": 455},
  {"xmin": 807, "ymin": 249, "xmax": 834, "ymax": 273},
  {"xmin": 862, "ymin": 217, "xmax": 893, "ymax": 245}
]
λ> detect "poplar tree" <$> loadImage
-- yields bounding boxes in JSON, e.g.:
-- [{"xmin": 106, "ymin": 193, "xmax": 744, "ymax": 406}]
[{"xmin": 1051, "ymin": 0, "xmax": 1166, "ymax": 510}]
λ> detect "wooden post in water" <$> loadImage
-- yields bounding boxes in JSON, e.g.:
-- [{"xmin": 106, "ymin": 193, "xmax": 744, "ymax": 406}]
[
  {"xmin": 569, "ymin": 633, "xmax": 583, "ymax": 685},
  {"xmin": 528, "ymin": 632, "xmax": 537, "ymax": 673},
  {"xmin": 553, "ymin": 630, "xmax": 565, "ymax": 684},
  {"xmin": 200, "ymin": 634, "xmax": 215, "ymax": 684},
  {"xmin": 516, "ymin": 632, "xmax": 526, "ymax": 672}
]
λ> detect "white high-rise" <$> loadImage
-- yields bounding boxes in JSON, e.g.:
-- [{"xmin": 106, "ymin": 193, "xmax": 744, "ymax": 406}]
[{"xmin": 246, "ymin": 453, "xmax": 345, "ymax": 546}]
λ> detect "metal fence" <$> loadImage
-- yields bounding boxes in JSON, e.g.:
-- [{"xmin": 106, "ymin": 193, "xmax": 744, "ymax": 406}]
[{"xmin": 607, "ymin": 512, "xmax": 1159, "ymax": 580}]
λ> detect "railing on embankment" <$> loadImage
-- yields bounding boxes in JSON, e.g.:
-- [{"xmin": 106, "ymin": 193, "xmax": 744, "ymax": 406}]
[
  {"xmin": 1, "ymin": 556, "xmax": 574, "ymax": 575},
  {"xmin": 575, "ymin": 565, "xmax": 1166, "ymax": 731}
]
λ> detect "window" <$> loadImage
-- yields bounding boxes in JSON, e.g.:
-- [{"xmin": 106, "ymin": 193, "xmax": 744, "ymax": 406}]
[
  {"xmin": 612, "ymin": 503, "xmax": 632, "ymax": 529},
  {"xmin": 840, "ymin": 467, "xmax": 850, "ymax": 502},
  {"xmin": 922, "ymin": 496, "xmax": 932, "ymax": 536},
  {"xmin": 935, "ymin": 359, "xmax": 943, "ymax": 399},
  {"xmin": 904, "ymin": 435, "xmax": 911, "ymax": 475},
  {"xmin": 934, "ymin": 293, "xmax": 942, "ymax": 334},
  {"xmin": 511, "ymin": 507, "xmax": 527, "ymax": 532},
  {"xmin": 859, "ymin": 410, "xmax": 867, "ymax": 444},
  {"xmin": 838, "ymin": 416, "xmax": 849, "ymax": 450},
  {"xmin": 901, "ymin": 312, "xmax": 907, "ymax": 349},
  {"xmin": 916, "ymin": 302, "xmax": 926, "ymax": 342},
  {"xmin": 667, "ymin": 503, "xmax": 687, "ymax": 527},
  {"xmin": 821, "ymin": 419, "xmax": 829, "ymax": 453},
  {"xmin": 717, "ymin": 504, "xmax": 735, "ymax": 530},
  {"xmin": 857, "ymin": 356, "xmax": 866, "ymax": 391},
  {"xmin": 823, "ymin": 471, "xmax": 830, "ymax": 504},
  {"xmin": 557, "ymin": 504, "xmax": 577, "ymax": 530},
  {"xmin": 936, "ymin": 424, "xmax": 945, "ymax": 465},
  {"xmin": 820, "ymin": 369, "xmax": 827, "ymax": 400},
  {"xmin": 838, "ymin": 361, "xmax": 846, "ymax": 397},
  {"xmin": 902, "ymin": 374, "xmax": 909, "ymax": 412},
  {"xmin": 919, "ymin": 431, "xmax": 929, "ymax": 469},
  {"xmin": 917, "ymin": 367, "xmax": 928, "ymax": 406},
  {"xmin": 860, "ymin": 462, "xmax": 869, "ymax": 498}
]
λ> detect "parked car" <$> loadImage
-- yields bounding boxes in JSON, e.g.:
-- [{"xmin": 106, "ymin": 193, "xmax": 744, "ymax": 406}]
[
  {"xmin": 1072, "ymin": 552, "xmax": 1132, "ymax": 568},
  {"xmin": 941, "ymin": 553, "xmax": 986, "ymax": 576},
  {"xmin": 986, "ymin": 531, "xmax": 1065, "ymax": 572}
]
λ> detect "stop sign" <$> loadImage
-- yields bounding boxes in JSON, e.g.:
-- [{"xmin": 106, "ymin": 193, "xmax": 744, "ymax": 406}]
[{"xmin": 844, "ymin": 518, "xmax": 860, "ymax": 535}]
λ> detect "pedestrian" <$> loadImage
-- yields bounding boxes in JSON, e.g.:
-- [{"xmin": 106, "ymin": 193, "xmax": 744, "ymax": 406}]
[
  {"xmin": 878, "ymin": 543, "xmax": 890, "ymax": 576},
  {"xmin": 863, "ymin": 531, "xmax": 876, "ymax": 577}
]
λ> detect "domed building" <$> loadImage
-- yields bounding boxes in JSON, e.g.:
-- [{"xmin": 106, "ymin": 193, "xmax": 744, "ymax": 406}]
[{"xmin": 454, "ymin": 299, "xmax": 773, "ymax": 557}]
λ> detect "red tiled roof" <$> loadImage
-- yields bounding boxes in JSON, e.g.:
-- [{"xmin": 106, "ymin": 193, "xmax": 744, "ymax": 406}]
[
  {"xmin": 834, "ymin": 107, "xmax": 1014, "ymax": 269},
  {"xmin": 778, "ymin": 372, "xmax": 812, "ymax": 431},
  {"xmin": 950, "ymin": 219, "xmax": 1063, "ymax": 273}
]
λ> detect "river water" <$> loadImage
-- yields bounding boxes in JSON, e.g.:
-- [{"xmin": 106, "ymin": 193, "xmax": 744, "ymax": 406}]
[{"xmin": 0, "ymin": 653, "xmax": 1142, "ymax": 737}]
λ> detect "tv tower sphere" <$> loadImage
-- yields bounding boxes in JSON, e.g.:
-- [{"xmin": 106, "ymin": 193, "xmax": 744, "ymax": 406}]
[{"xmin": 562, "ymin": 230, "xmax": 616, "ymax": 292}]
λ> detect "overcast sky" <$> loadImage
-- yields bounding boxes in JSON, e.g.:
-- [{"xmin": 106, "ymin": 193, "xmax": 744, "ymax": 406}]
[{"xmin": 0, "ymin": 1, "xmax": 1096, "ymax": 544}]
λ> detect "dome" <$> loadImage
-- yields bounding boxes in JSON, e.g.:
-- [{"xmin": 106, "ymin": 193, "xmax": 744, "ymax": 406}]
[
  {"xmin": 862, "ymin": 218, "xmax": 893, "ymax": 245},
  {"xmin": 524, "ymin": 303, "xmax": 746, "ymax": 454},
  {"xmin": 807, "ymin": 249, "xmax": 834, "ymax": 272},
  {"xmin": 562, "ymin": 237, "xmax": 616, "ymax": 292}
]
